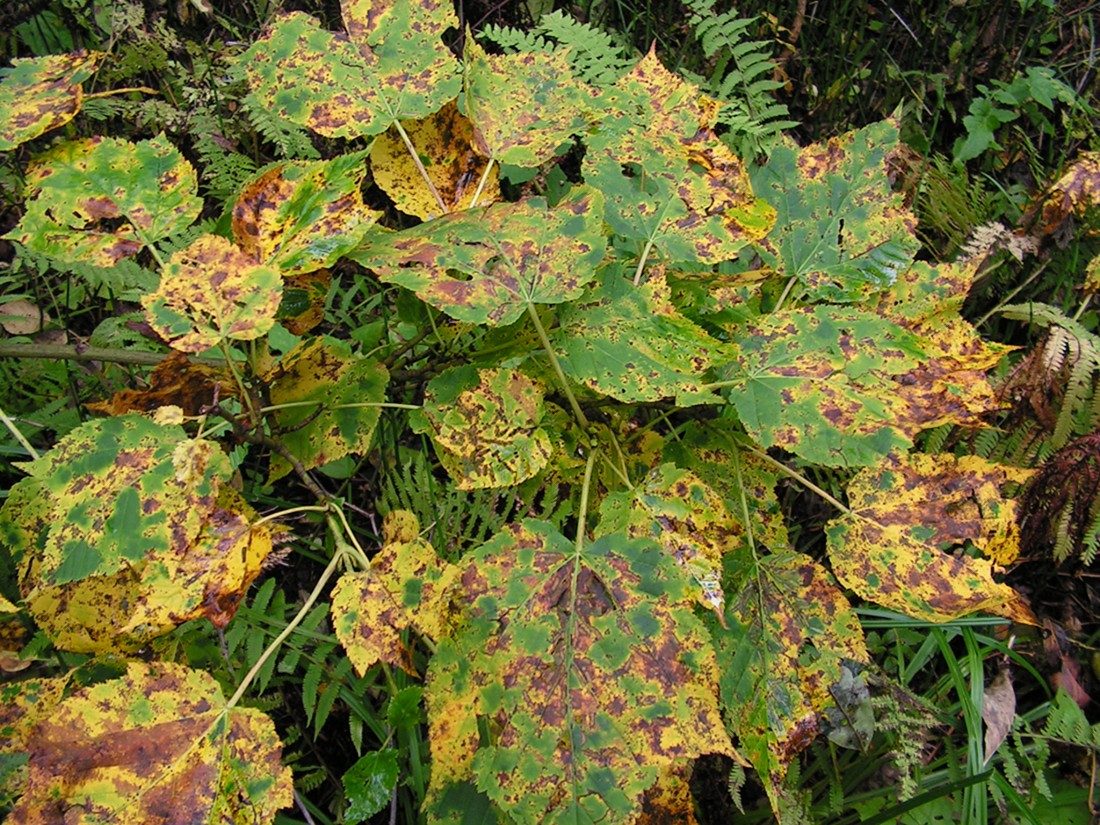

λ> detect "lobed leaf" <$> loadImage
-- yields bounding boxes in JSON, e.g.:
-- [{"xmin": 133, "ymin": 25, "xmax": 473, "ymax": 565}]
[
  {"xmin": 555, "ymin": 268, "xmax": 727, "ymax": 405},
  {"xmin": 142, "ymin": 234, "xmax": 282, "ymax": 353},
  {"xmin": 412, "ymin": 366, "xmax": 552, "ymax": 489},
  {"xmin": 584, "ymin": 49, "xmax": 775, "ymax": 264},
  {"xmin": 371, "ymin": 101, "xmax": 500, "ymax": 219},
  {"xmin": 0, "ymin": 51, "xmax": 102, "ymax": 150},
  {"xmin": 826, "ymin": 453, "xmax": 1036, "ymax": 623},
  {"xmin": 8, "ymin": 661, "xmax": 292, "ymax": 824},
  {"xmin": 749, "ymin": 120, "xmax": 919, "ymax": 302},
  {"xmin": 426, "ymin": 520, "xmax": 735, "ymax": 824},
  {"xmin": 266, "ymin": 337, "xmax": 388, "ymax": 481},
  {"xmin": 5, "ymin": 135, "xmax": 201, "ymax": 267},
  {"xmin": 462, "ymin": 38, "xmax": 596, "ymax": 167},
  {"xmin": 352, "ymin": 187, "xmax": 606, "ymax": 326},
  {"xmin": 239, "ymin": 0, "xmax": 461, "ymax": 139},
  {"xmin": 231, "ymin": 151, "xmax": 381, "ymax": 275}
]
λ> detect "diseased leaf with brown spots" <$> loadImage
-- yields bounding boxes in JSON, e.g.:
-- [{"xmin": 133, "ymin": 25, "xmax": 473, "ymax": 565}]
[
  {"xmin": 554, "ymin": 268, "xmax": 728, "ymax": 405},
  {"xmin": 637, "ymin": 764, "xmax": 699, "ymax": 824},
  {"xmin": 826, "ymin": 453, "xmax": 1036, "ymax": 623},
  {"xmin": 8, "ymin": 661, "xmax": 292, "ymax": 825},
  {"xmin": 426, "ymin": 520, "xmax": 735, "ymax": 824},
  {"xmin": 332, "ymin": 514, "xmax": 459, "ymax": 675},
  {"xmin": 583, "ymin": 49, "xmax": 775, "ymax": 264},
  {"xmin": 748, "ymin": 120, "xmax": 919, "ymax": 302},
  {"xmin": 4, "ymin": 135, "xmax": 201, "ymax": 267},
  {"xmin": 142, "ymin": 234, "xmax": 282, "ymax": 353},
  {"xmin": 0, "ymin": 676, "xmax": 67, "ymax": 804},
  {"xmin": 597, "ymin": 463, "xmax": 737, "ymax": 624},
  {"xmin": 267, "ymin": 337, "xmax": 388, "ymax": 481},
  {"xmin": 1022, "ymin": 150, "xmax": 1100, "ymax": 241},
  {"xmin": 718, "ymin": 305, "xmax": 926, "ymax": 467},
  {"xmin": 372, "ymin": 101, "xmax": 500, "ymax": 219},
  {"xmin": 86, "ymin": 352, "xmax": 234, "ymax": 417},
  {"xmin": 276, "ymin": 268, "xmax": 331, "ymax": 335},
  {"xmin": 0, "ymin": 51, "xmax": 102, "ymax": 150},
  {"xmin": 712, "ymin": 550, "xmax": 868, "ymax": 821},
  {"xmin": 462, "ymin": 38, "xmax": 596, "ymax": 167},
  {"xmin": 232, "ymin": 151, "xmax": 381, "ymax": 276},
  {"xmin": 411, "ymin": 366, "xmax": 551, "ymax": 489},
  {"xmin": 239, "ymin": 0, "xmax": 461, "ymax": 139},
  {"xmin": 352, "ymin": 187, "xmax": 606, "ymax": 326}
]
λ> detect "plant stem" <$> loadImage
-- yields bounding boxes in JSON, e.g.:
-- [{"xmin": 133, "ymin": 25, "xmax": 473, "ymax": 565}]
[
  {"xmin": 632, "ymin": 237, "xmax": 656, "ymax": 286},
  {"xmin": 0, "ymin": 407, "xmax": 40, "ymax": 460},
  {"xmin": 525, "ymin": 303, "xmax": 589, "ymax": 431},
  {"xmin": 468, "ymin": 156, "xmax": 496, "ymax": 209},
  {"xmin": 0, "ymin": 341, "xmax": 226, "ymax": 366},
  {"xmin": 736, "ymin": 436, "xmax": 852, "ymax": 514},
  {"xmin": 392, "ymin": 118, "xmax": 448, "ymax": 215}
]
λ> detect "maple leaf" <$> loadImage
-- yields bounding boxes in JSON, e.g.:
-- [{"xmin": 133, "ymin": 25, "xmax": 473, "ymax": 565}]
[
  {"xmin": 826, "ymin": 452, "xmax": 1036, "ymax": 623},
  {"xmin": 426, "ymin": 520, "xmax": 735, "ymax": 824}
]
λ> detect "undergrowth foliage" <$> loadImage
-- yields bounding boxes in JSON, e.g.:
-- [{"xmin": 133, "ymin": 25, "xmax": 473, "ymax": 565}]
[{"xmin": 0, "ymin": 0, "xmax": 1083, "ymax": 823}]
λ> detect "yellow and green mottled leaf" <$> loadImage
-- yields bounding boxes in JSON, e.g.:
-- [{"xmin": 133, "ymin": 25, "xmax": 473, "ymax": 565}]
[
  {"xmin": 0, "ymin": 51, "xmax": 102, "ymax": 150},
  {"xmin": 8, "ymin": 661, "xmax": 292, "ymax": 825},
  {"xmin": 231, "ymin": 151, "xmax": 381, "ymax": 275},
  {"xmin": 412, "ymin": 366, "xmax": 551, "ymax": 489},
  {"xmin": 372, "ymin": 101, "xmax": 500, "ymax": 220},
  {"xmin": 826, "ymin": 453, "xmax": 1036, "ymax": 623},
  {"xmin": 4, "ymin": 135, "xmax": 201, "ymax": 267},
  {"xmin": 0, "ymin": 676, "xmax": 67, "ymax": 804},
  {"xmin": 749, "ymin": 120, "xmax": 919, "ymax": 302},
  {"xmin": 462, "ymin": 38, "xmax": 596, "ymax": 167},
  {"xmin": 239, "ymin": 0, "xmax": 461, "ymax": 139},
  {"xmin": 426, "ymin": 520, "xmax": 735, "ymax": 824},
  {"xmin": 352, "ymin": 187, "xmax": 606, "ymax": 326},
  {"xmin": 719, "ymin": 305, "xmax": 926, "ymax": 466},
  {"xmin": 555, "ymin": 268, "xmax": 728, "ymax": 405},
  {"xmin": 267, "ymin": 337, "xmax": 388, "ymax": 482},
  {"xmin": 713, "ymin": 550, "xmax": 868, "ymax": 819},
  {"xmin": 332, "ymin": 516, "xmax": 459, "ymax": 675},
  {"xmin": 10, "ymin": 415, "xmax": 232, "ymax": 587},
  {"xmin": 583, "ymin": 50, "xmax": 775, "ymax": 264},
  {"xmin": 142, "ymin": 234, "xmax": 282, "ymax": 353},
  {"xmin": 597, "ymin": 463, "xmax": 737, "ymax": 623}
]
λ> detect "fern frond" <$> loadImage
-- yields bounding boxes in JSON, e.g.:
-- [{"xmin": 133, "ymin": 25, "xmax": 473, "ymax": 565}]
[{"xmin": 241, "ymin": 91, "xmax": 320, "ymax": 160}]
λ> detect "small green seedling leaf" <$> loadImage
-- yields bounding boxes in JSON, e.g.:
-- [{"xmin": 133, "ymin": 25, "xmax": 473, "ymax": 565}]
[
  {"xmin": 353, "ymin": 187, "xmax": 606, "ymax": 326},
  {"xmin": 8, "ymin": 661, "xmax": 292, "ymax": 824},
  {"xmin": 266, "ymin": 337, "xmax": 388, "ymax": 481},
  {"xmin": 142, "ymin": 234, "xmax": 282, "ymax": 353},
  {"xmin": 426, "ymin": 520, "xmax": 735, "ymax": 824},
  {"xmin": 372, "ymin": 101, "xmax": 500, "ymax": 219},
  {"xmin": 462, "ymin": 38, "xmax": 596, "ymax": 167},
  {"xmin": 584, "ymin": 49, "xmax": 775, "ymax": 263},
  {"xmin": 344, "ymin": 749, "xmax": 400, "ymax": 823},
  {"xmin": 240, "ymin": 0, "xmax": 461, "ymax": 139},
  {"xmin": 826, "ymin": 452, "xmax": 1037, "ymax": 623},
  {"xmin": 0, "ymin": 51, "xmax": 102, "ymax": 150},
  {"xmin": 749, "ymin": 119, "xmax": 918, "ymax": 302},
  {"xmin": 413, "ymin": 366, "xmax": 552, "ymax": 489},
  {"xmin": 555, "ymin": 268, "xmax": 727, "ymax": 405},
  {"xmin": 5, "ymin": 135, "xmax": 201, "ymax": 267},
  {"xmin": 232, "ymin": 151, "xmax": 381, "ymax": 275}
]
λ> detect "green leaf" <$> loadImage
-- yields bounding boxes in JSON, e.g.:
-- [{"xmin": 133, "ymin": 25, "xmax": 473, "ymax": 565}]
[
  {"xmin": 5, "ymin": 135, "xmax": 202, "ymax": 267},
  {"xmin": 240, "ymin": 0, "xmax": 461, "ymax": 139},
  {"xmin": 461, "ymin": 38, "xmax": 596, "ymax": 166},
  {"xmin": 426, "ymin": 520, "xmax": 735, "ymax": 824},
  {"xmin": 749, "ymin": 120, "xmax": 919, "ymax": 302},
  {"xmin": 412, "ymin": 366, "xmax": 552, "ymax": 489},
  {"xmin": 352, "ymin": 187, "xmax": 606, "ymax": 326},
  {"xmin": 267, "ymin": 337, "xmax": 389, "ymax": 482},
  {"xmin": 583, "ymin": 49, "xmax": 775, "ymax": 264},
  {"xmin": 344, "ymin": 749, "xmax": 400, "ymax": 823},
  {"xmin": 0, "ymin": 51, "xmax": 102, "ymax": 150},
  {"xmin": 141, "ymin": 234, "xmax": 282, "ymax": 353},
  {"xmin": 8, "ymin": 662, "xmax": 292, "ymax": 823},
  {"xmin": 554, "ymin": 268, "xmax": 728, "ymax": 405},
  {"xmin": 231, "ymin": 151, "xmax": 381, "ymax": 275},
  {"xmin": 718, "ymin": 305, "xmax": 926, "ymax": 467},
  {"xmin": 714, "ymin": 550, "xmax": 868, "ymax": 821}
]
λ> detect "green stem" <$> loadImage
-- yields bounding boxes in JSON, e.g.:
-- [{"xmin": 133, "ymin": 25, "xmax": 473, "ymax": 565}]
[
  {"xmin": 0, "ymin": 341, "xmax": 226, "ymax": 366},
  {"xmin": 738, "ymin": 437, "xmax": 851, "ymax": 514},
  {"xmin": 259, "ymin": 401, "xmax": 421, "ymax": 414},
  {"xmin": 632, "ymin": 237, "xmax": 656, "ymax": 286},
  {"xmin": 525, "ymin": 303, "xmax": 589, "ymax": 431},
  {"xmin": 392, "ymin": 118, "xmax": 448, "ymax": 215},
  {"xmin": 468, "ymin": 156, "xmax": 496, "ymax": 209},
  {"xmin": 219, "ymin": 341, "xmax": 258, "ymax": 422},
  {"xmin": 773, "ymin": 274, "xmax": 798, "ymax": 312},
  {"xmin": 0, "ymin": 406, "xmax": 39, "ymax": 460}
]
